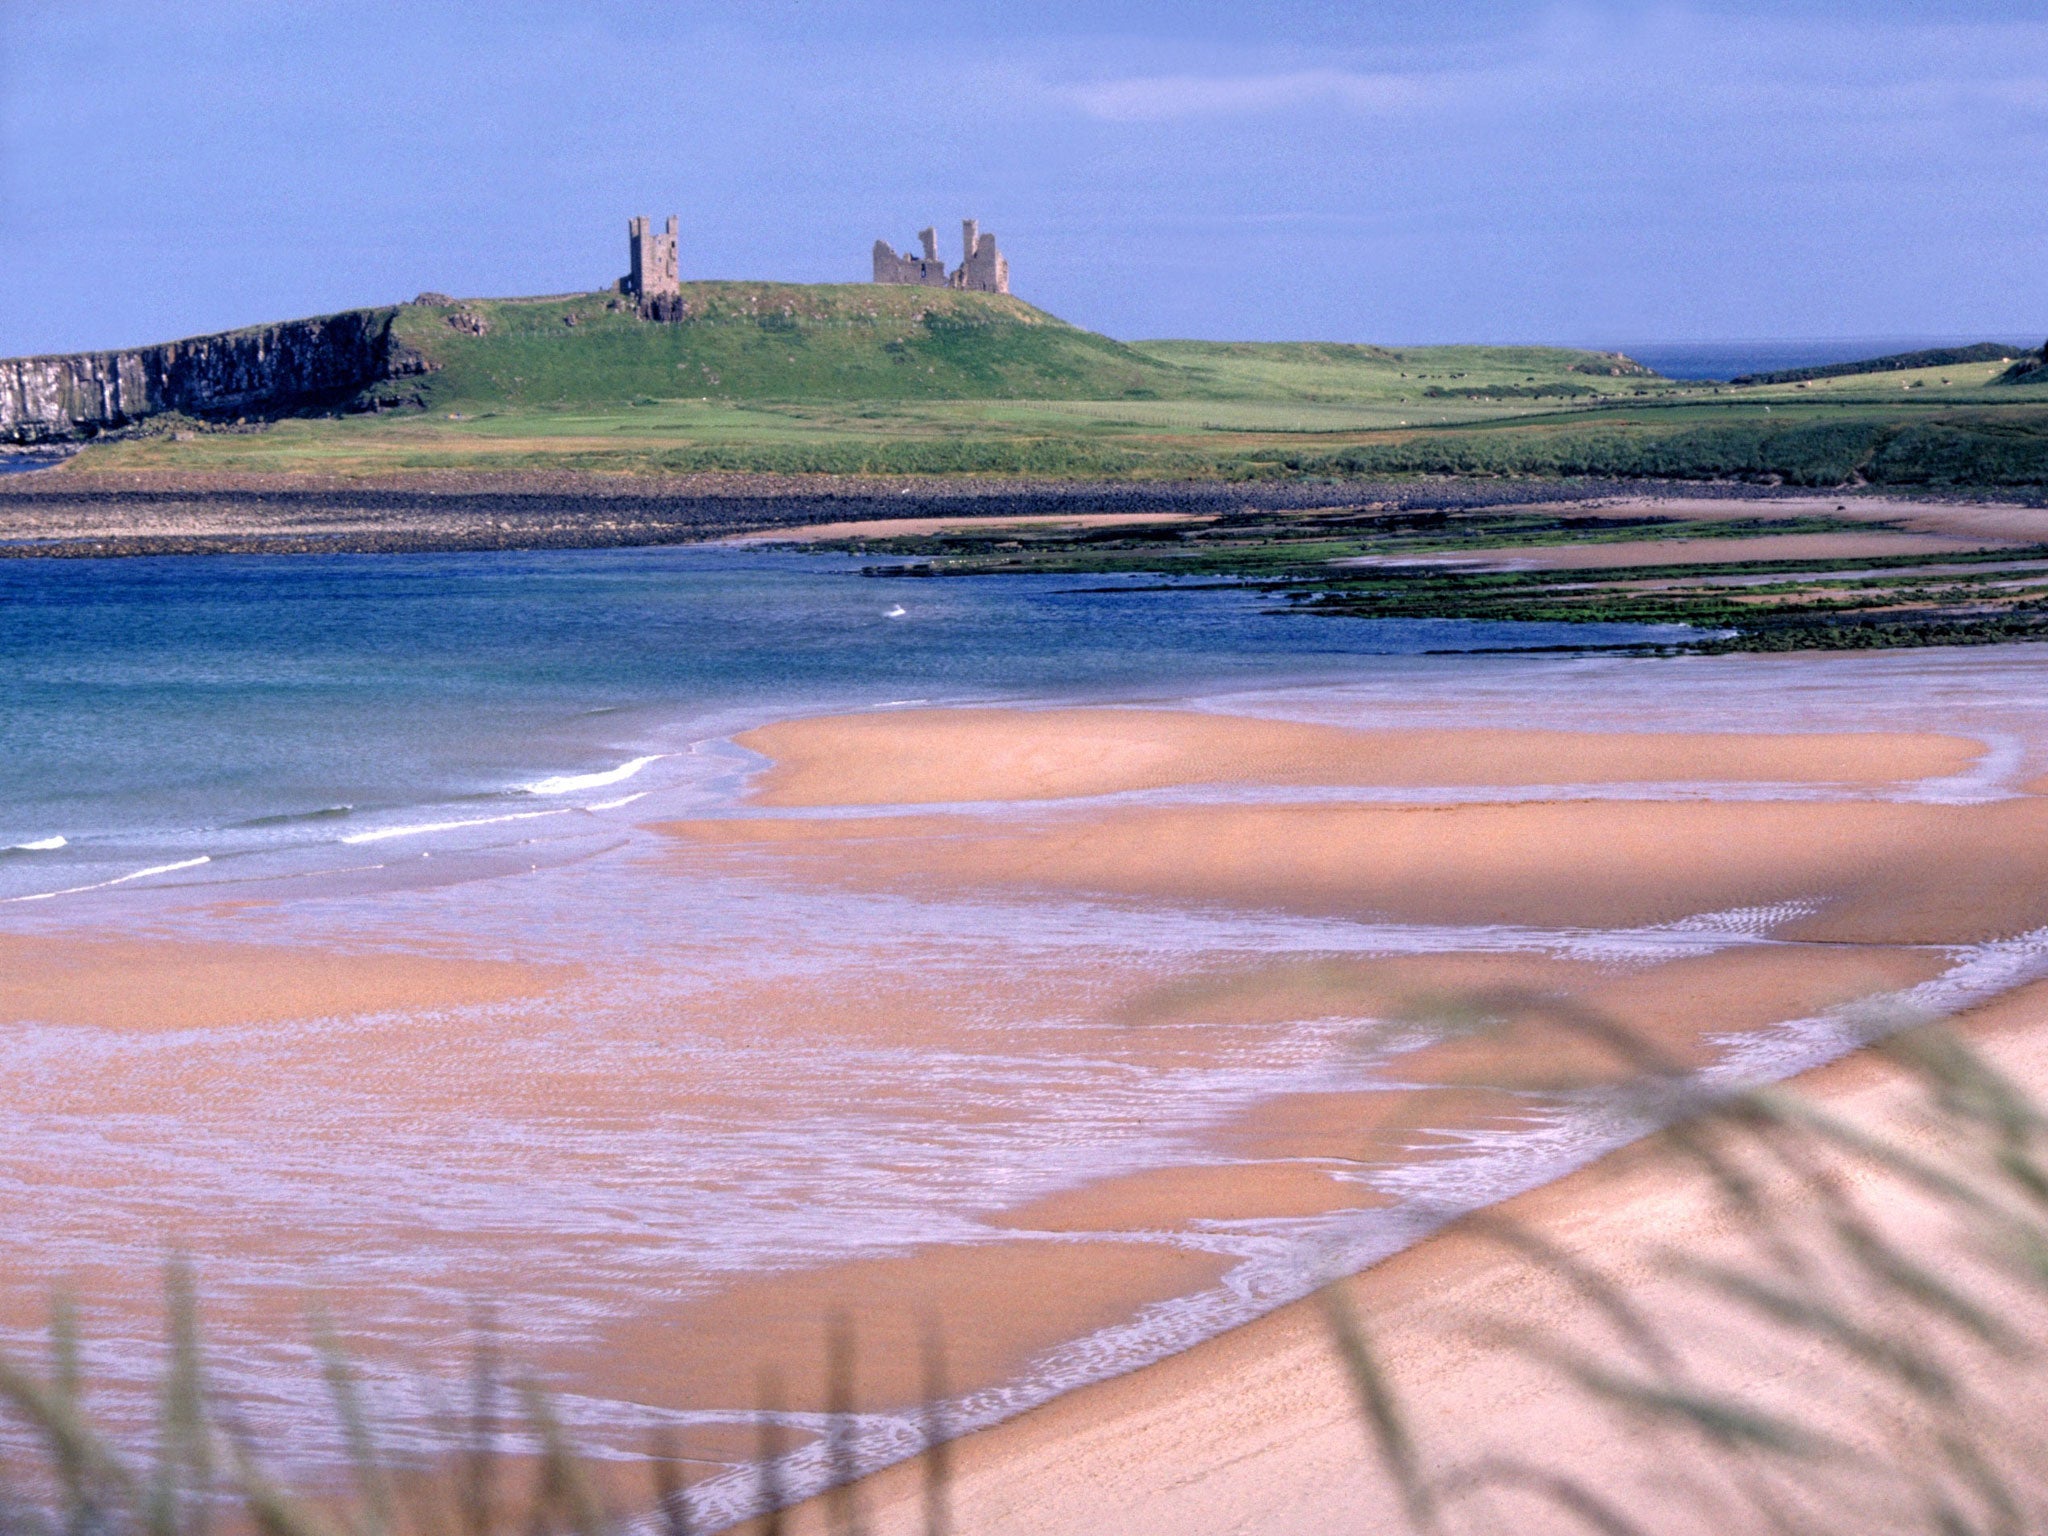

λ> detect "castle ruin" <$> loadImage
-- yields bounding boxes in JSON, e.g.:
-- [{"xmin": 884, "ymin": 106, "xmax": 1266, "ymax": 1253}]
[
  {"xmin": 615, "ymin": 212, "xmax": 1010, "ymax": 308},
  {"xmin": 873, "ymin": 218, "xmax": 1010, "ymax": 295},
  {"xmin": 623, "ymin": 216, "xmax": 679, "ymax": 299}
]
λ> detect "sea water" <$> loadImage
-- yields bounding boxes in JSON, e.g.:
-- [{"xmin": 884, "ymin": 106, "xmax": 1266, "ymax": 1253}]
[
  {"xmin": 1617, "ymin": 336, "xmax": 2033, "ymax": 381},
  {"xmin": 0, "ymin": 545, "xmax": 1676, "ymax": 905},
  {"xmin": 7, "ymin": 542, "xmax": 2048, "ymax": 1523}
]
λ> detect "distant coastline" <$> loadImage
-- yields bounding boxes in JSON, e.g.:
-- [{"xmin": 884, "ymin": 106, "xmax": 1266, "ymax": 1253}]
[{"xmin": 1614, "ymin": 335, "xmax": 2036, "ymax": 380}]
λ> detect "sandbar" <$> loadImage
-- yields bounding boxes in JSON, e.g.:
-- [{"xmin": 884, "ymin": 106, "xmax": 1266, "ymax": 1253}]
[
  {"xmin": 557, "ymin": 1238, "xmax": 1231, "ymax": 1424},
  {"xmin": 735, "ymin": 707, "xmax": 1985, "ymax": 806},
  {"xmin": 1563, "ymin": 493, "xmax": 2048, "ymax": 546},
  {"xmin": 664, "ymin": 794, "xmax": 2048, "ymax": 943},
  {"xmin": 0, "ymin": 932, "xmax": 567, "ymax": 1030},
  {"xmin": 726, "ymin": 512, "xmax": 1211, "ymax": 543}
]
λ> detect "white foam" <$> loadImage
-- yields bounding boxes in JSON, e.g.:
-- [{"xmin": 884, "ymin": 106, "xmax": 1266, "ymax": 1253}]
[
  {"xmin": 521, "ymin": 755, "xmax": 664, "ymax": 797},
  {"xmin": 339, "ymin": 810, "xmax": 569, "ymax": 845},
  {"xmin": 582, "ymin": 792, "xmax": 648, "ymax": 812},
  {"xmin": 665, "ymin": 919, "xmax": 2048, "ymax": 1531},
  {"xmin": 3, "ymin": 836, "xmax": 65, "ymax": 852},
  {"xmin": 3, "ymin": 856, "xmax": 209, "ymax": 903}
]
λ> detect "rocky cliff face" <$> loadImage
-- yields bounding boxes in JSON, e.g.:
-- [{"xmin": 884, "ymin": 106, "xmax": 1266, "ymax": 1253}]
[{"xmin": 0, "ymin": 309, "xmax": 429, "ymax": 444}]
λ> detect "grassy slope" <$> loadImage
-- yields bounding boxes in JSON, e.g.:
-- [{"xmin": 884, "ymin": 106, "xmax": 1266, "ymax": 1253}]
[
  {"xmin": 379, "ymin": 285, "xmax": 1187, "ymax": 406},
  {"xmin": 1272, "ymin": 363, "xmax": 2048, "ymax": 487},
  {"xmin": 375, "ymin": 291, "xmax": 1669, "ymax": 411},
  {"xmin": 56, "ymin": 288, "xmax": 2048, "ymax": 487},
  {"xmin": 68, "ymin": 296, "xmax": 1697, "ymax": 478}
]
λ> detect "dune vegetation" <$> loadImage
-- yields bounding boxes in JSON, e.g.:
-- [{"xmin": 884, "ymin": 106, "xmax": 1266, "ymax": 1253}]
[{"xmin": 0, "ymin": 1017, "xmax": 2041, "ymax": 1536}]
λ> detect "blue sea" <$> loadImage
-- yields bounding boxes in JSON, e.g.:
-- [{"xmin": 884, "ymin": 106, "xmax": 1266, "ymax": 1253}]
[
  {"xmin": 0, "ymin": 545, "xmax": 1677, "ymax": 905},
  {"xmin": 1619, "ymin": 336, "xmax": 2034, "ymax": 381}
]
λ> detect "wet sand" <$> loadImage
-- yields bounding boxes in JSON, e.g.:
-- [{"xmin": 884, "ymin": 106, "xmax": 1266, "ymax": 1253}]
[
  {"xmin": 791, "ymin": 980, "xmax": 2048, "ymax": 1536},
  {"xmin": 529, "ymin": 937, "xmax": 1950, "ymax": 1431},
  {"xmin": 736, "ymin": 707, "xmax": 1984, "ymax": 806},
  {"xmin": 573, "ymin": 1239, "xmax": 1234, "ymax": 1419},
  {"xmin": 637, "ymin": 700, "xmax": 2048, "ymax": 1524},
  {"xmin": 3, "ymin": 689, "xmax": 2042, "ymax": 1528},
  {"xmin": 667, "ymin": 793, "xmax": 2048, "ymax": 942},
  {"xmin": 0, "ymin": 932, "xmax": 567, "ymax": 1030},
  {"xmin": 726, "ymin": 512, "xmax": 1212, "ymax": 543}
]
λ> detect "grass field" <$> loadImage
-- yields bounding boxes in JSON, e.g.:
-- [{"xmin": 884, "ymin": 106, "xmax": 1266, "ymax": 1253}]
[{"xmin": 46, "ymin": 284, "xmax": 2048, "ymax": 487}]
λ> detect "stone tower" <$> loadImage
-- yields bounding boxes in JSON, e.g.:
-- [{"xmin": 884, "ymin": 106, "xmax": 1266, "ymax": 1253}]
[
  {"xmin": 625, "ymin": 216, "xmax": 680, "ymax": 299},
  {"xmin": 955, "ymin": 218, "xmax": 1009, "ymax": 295}
]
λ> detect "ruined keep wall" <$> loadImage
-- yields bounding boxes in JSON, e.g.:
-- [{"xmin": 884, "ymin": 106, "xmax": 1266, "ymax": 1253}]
[
  {"xmin": 872, "ymin": 238, "xmax": 949, "ymax": 286},
  {"xmin": 0, "ymin": 309, "xmax": 421, "ymax": 445},
  {"xmin": 874, "ymin": 219, "xmax": 1010, "ymax": 293}
]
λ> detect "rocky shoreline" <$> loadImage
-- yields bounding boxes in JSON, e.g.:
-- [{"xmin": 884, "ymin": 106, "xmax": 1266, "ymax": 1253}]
[{"xmin": 0, "ymin": 469, "xmax": 1913, "ymax": 558}]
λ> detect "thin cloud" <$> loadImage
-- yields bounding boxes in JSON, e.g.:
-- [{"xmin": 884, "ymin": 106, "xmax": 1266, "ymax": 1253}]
[
  {"xmin": 1049, "ymin": 13, "xmax": 2048, "ymax": 129},
  {"xmin": 1061, "ymin": 67, "xmax": 1449, "ymax": 122}
]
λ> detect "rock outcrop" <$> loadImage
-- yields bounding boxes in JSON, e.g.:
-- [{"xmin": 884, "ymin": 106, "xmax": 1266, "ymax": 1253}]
[{"xmin": 0, "ymin": 308, "xmax": 428, "ymax": 445}]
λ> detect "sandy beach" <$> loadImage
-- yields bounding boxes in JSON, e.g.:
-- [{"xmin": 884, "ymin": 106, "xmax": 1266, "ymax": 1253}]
[
  {"xmin": 736, "ymin": 707, "xmax": 1984, "ymax": 804},
  {"xmin": 7, "ymin": 675, "xmax": 2048, "ymax": 1528},
  {"xmin": 691, "ymin": 705, "xmax": 2048, "ymax": 1535},
  {"xmin": 649, "ymin": 697, "xmax": 2048, "ymax": 1524},
  {"xmin": 786, "ymin": 980, "xmax": 2048, "ymax": 1536}
]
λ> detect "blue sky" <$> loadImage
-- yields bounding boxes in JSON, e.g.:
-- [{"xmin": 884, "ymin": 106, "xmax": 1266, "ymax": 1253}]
[{"xmin": 4, "ymin": 2, "xmax": 2045, "ymax": 354}]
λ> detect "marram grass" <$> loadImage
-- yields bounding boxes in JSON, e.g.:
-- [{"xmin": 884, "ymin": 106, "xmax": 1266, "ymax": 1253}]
[
  {"xmin": 1, "ymin": 1009, "xmax": 2044, "ymax": 1534},
  {"xmin": 1326, "ymin": 1000, "xmax": 2048, "ymax": 1535},
  {"xmin": 0, "ymin": 1279, "xmax": 952, "ymax": 1536}
]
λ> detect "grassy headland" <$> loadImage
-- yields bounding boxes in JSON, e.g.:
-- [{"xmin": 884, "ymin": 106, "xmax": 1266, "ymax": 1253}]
[
  {"xmin": 0, "ymin": 285, "xmax": 1796, "ymax": 480},
  {"xmin": 24, "ymin": 285, "xmax": 2041, "ymax": 488}
]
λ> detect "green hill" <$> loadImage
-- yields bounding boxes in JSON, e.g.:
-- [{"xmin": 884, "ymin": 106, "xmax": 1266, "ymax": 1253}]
[
  {"xmin": 363, "ymin": 287, "xmax": 1674, "ymax": 412},
  {"xmin": 39, "ymin": 282, "xmax": 1831, "ymax": 480},
  {"xmin": 5, "ymin": 282, "xmax": 1685, "ymax": 449},
  {"xmin": 370, "ymin": 284, "xmax": 1190, "ymax": 409}
]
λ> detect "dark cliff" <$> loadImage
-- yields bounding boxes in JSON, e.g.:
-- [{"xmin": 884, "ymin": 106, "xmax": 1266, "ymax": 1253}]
[{"xmin": 0, "ymin": 309, "xmax": 428, "ymax": 444}]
